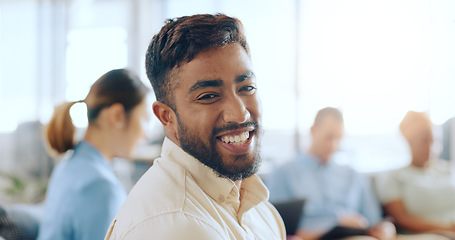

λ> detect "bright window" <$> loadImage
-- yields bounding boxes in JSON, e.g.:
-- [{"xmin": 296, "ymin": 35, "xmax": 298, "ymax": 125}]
[
  {"xmin": 1, "ymin": 0, "xmax": 454, "ymax": 173},
  {"xmin": 66, "ymin": 28, "xmax": 128, "ymax": 128},
  {"xmin": 0, "ymin": 1, "xmax": 39, "ymax": 132},
  {"xmin": 163, "ymin": 0, "xmax": 455, "ymax": 172}
]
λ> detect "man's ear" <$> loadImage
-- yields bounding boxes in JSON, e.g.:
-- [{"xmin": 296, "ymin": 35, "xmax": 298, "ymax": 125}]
[
  {"xmin": 106, "ymin": 103, "xmax": 127, "ymax": 129},
  {"xmin": 153, "ymin": 101, "xmax": 178, "ymax": 139}
]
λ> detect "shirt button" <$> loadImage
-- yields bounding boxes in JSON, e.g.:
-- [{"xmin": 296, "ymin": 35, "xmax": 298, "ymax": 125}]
[{"xmin": 218, "ymin": 195, "xmax": 225, "ymax": 203}]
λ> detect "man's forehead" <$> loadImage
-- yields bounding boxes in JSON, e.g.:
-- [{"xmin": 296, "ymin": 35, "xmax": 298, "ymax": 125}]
[
  {"xmin": 186, "ymin": 71, "xmax": 255, "ymax": 94},
  {"xmin": 170, "ymin": 46, "xmax": 253, "ymax": 89},
  {"xmin": 316, "ymin": 117, "xmax": 344, "ymax": 132}
]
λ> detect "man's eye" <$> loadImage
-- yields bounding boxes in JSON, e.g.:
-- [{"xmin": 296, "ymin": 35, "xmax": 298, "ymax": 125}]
[
  {"xmin": 239, "ymin": 85, "xmax": 256, "ymax": 93},
  {"xmin": 196, "ymin": 93, "xmax": 220, "ymax": 101}
]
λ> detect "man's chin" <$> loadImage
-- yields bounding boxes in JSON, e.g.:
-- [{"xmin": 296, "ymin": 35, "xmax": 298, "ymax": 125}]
[{"xmin": 214, "ymin": 153, "xmax": 261, "ymax": 181}]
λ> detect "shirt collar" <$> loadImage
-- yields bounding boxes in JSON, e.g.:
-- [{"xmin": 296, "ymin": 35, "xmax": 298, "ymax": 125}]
[
  {"xmin": 160, "ymin": 137, "xmax": 269, "ymax": 209},
  {"xmin": 237, "ymin": 174, "xmax": 270, "ymax": 219}
]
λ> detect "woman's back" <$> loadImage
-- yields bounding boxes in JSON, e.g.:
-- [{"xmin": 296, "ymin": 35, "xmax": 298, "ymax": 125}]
[
  {"xmin": 38, "ymin": 142, "xmax": 126, "ymax": 240},
  {"xmin": 39, "ymin": 69, "xmax": 149, "ymax": 240}
]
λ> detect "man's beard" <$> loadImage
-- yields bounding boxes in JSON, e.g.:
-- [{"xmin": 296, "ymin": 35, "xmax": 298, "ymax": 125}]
[{"xmin": 176, "ymin": 115, "xmax": 262, "ymax": 181}]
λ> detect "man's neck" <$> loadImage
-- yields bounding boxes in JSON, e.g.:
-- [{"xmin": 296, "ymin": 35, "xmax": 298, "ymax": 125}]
[
  {"xmin": 307, "ymin": 147, "xmax": 329, "ymax": 165},
  {"xmin": 411, "ymin": 159, "xmax": 430, "ymax": 169}
]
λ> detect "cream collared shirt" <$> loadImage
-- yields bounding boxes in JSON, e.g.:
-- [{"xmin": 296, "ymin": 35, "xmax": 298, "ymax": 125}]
[{"xmin": 105, "ymin": 138, "xmax": 286, "ymax": 240}]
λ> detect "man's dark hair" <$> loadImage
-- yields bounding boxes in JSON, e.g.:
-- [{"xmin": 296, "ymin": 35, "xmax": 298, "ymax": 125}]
[
  {"xmin": 314, "ymin": 107, "xmax": 344, "ymax": 126},
  {"xmin": 145, "ymin": 13, "xmax": 250, "ymax": 108}
]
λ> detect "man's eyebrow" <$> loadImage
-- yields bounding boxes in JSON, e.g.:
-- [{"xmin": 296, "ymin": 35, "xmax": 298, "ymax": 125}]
[
  {"xmin": 236, "ymin": 71, "xmax": 255, "ymax": 83},
  {"xmin": 188, "ymin": 79, "xmax": 223, "ymax": 93}
]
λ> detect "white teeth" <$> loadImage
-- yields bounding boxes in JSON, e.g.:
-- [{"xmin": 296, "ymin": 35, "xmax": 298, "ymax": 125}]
[
  {"xmin": 220, "ymin": 131, "xmax": 250, "ymax": 145},
  {"xmin": 241, "ymin": 132, "xmax": 249, "ymax": 141}
]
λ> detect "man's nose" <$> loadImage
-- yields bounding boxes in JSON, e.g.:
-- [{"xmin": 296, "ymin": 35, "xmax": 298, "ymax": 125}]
[{"xmin": 221, "ymin": 96, "xmax": 250, "ymax": 123}]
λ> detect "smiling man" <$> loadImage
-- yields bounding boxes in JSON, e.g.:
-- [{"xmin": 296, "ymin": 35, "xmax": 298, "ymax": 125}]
[{"xmin": 104, "ymin": 14, "xmax": 285, "ymax": 240}]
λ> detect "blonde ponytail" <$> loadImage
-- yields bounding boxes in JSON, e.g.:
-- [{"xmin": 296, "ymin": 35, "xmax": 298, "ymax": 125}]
[{"xmin": 46, "ymin": 101, "xmax": 79, "ymax": 154}]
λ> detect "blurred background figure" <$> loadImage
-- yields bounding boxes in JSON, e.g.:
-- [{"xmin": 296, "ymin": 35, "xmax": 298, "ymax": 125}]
[
  {"xmin": 0, "ymin": 121, "xmax": 52, "ymax": 240},
  {"xmin": 266, "ymin": 107, "xmax": 395, "ymax": 240},
  {"xmin": 376, "ymin": 111, "xmax": 455, "ymax": 239},
  {"xmin": 0, "ymin": 204, "xmax": 37, "ymax": 240},
  {"xmin": 440, "ymin": 117, "xmax": 455, "ymax": 162},
  {"xmin": 38, "ymin": 69, "xmax": 149, "ymax": 240}
]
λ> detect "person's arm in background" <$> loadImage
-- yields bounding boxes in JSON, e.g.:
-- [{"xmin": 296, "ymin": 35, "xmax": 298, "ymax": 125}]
[
  {"xmin": 375, "ymin": 170, "xmax": 455, "ymax": 235},
  {"xmin": 384, "ymin": 200, "xmax": 455, "ymax": 233},
  {"xmin": 359, "ymin": 173, "xmax": 383, "ymax": 226},
  {"xmin": 294, "ymin": 230, "xmax": 324, "ymax": 240},
  {"xmin": 358, "ymin": 173, "xmax": 396, "ymax": 240}
]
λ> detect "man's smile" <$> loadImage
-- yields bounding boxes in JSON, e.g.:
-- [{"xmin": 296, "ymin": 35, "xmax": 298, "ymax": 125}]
[
  {"xmin": 220, "ymin": 131, "xmax": 249, "ymax": 145},
  {"xmin": 215, "ymin": 127, "xmax": 255, "ymax": 153}
]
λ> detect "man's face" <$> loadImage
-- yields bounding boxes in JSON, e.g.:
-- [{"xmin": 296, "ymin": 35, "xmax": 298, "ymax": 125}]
[
  {"xmin": 409, "ymin": 127, "xmax": 433, "ymax": 167},
  {"xmin": 311, "ymin": 116, "xmax": 344, "ymax": 163},
  {"xmin": 170, "ymin": 43, "xmax": 262, "ymax": 181}
]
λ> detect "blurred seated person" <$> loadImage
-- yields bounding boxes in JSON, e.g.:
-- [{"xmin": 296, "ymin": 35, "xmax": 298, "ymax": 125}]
[
  {"xmin": 376, "ymin": 111, "xmax": 455, "ymax": 239},
  {"xmin": 266, "ymin": 107, "xmax": 395, "ymax": 240},
  {"xmin": 0, "ymin": 204, "xmax": 38, "ymax": 240},
  {"xmin": 38, "ymin": 69, "xmax": 149, "ymax": 240}
]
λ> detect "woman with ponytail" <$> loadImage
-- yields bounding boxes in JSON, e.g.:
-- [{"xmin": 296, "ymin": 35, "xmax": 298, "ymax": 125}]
[{"xmin": 38, "ymin": 69, "xmax": 149, "ymax": 240}]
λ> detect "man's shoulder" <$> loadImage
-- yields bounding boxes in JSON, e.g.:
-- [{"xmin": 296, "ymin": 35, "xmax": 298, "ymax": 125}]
[
  {"xmin": 114, "ymin": 159, "xmax": 185, "ymax": 219},
  {"xmin": 106, "ymin": 211, "xmax": 224, "ymax": 239},
  {"xmin": 107, "ymin": 158, "xmax": 220, "ymax": 239}
]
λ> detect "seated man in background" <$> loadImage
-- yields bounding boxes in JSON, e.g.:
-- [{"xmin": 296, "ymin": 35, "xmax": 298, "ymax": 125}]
[
  {"xmin": 376, "ymin": 111, "xmax": 455, "ymax": 239},
  {"xmin": 266, "ymin": 107, "xmax": 395, "ymax": 240}
]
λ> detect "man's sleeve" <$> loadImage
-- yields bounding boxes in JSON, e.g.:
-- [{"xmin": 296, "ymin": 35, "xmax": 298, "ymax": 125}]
[
  {"xmin": 358, "ymin": 173, "xmax": 383, "ymax": 226},
  {"xmin": 118, "ymin": 212, "xmax": 226, "ymax": 240},
  {"xmin": 73, "ymin": 179, "xmax": 125, "ymax": 240}
]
